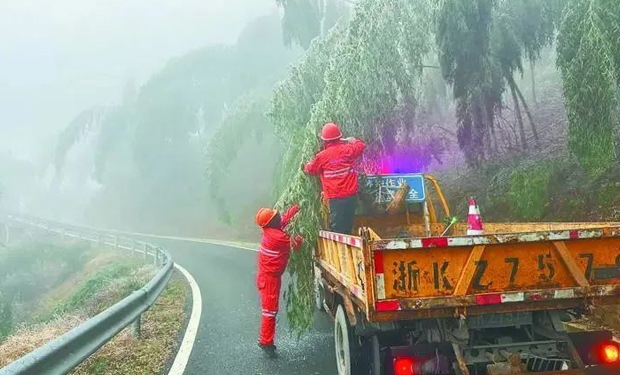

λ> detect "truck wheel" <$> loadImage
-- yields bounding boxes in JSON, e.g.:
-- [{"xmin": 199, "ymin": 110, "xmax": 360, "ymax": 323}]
[{"xmin": 334, "ymin": 304, "xmax": 360, "ymax": 375}]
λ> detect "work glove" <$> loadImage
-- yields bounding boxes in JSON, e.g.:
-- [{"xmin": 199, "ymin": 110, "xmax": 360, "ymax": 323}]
[{"xmin": 342, "ymin": 137, "xmax": 355, "ymax": 143}]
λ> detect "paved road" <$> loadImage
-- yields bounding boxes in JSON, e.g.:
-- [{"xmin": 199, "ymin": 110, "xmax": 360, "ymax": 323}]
[{"xmin": 148, "ymin": 238, "xmax": 337, "ymax": 375}]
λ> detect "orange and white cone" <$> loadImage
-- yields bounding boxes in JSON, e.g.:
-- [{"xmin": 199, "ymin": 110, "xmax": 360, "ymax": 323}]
[{"xmin": 467, "ymin": 197, "xmax": 484, "ymax": 236}]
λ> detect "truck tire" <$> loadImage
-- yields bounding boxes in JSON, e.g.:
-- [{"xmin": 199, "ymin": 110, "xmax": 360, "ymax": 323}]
[{"xmin": 334, "ymin": 304, "xmax": 360, "ymax": 375}]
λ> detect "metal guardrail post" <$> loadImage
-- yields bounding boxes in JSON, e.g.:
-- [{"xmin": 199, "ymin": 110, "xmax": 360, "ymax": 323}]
[
  {"xmin": 131, "ymin": 315, "xmax": 142, "ymax": 339},
  {"xmin": 143, "ymin": 243, "xmax": 148, "ymax": 260},
  {"xmin": 115, "ymin": 235, "xmax": 120, "ymax": 250},
  {"xmin": 158, "ymin": 248, "xmax": 163, "ymax": 266},
  {"xmin": 153, "ymin": 247, "xmax": 159, "ymax": 266}
]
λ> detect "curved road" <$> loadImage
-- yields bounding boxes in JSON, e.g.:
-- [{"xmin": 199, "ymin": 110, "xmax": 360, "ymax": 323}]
[{"xmin": 148, "ymin": 237, "xmax": 336, "ymax": 375}]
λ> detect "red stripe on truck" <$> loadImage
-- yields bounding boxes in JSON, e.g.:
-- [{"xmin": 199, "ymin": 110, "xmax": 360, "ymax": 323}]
[
  {"xmin": 476, "ymin": 294, "xmax": 502, "ymax": 305},
  {"xmin": 376, "ymin": 300, "xmax": 401, "ymax": 312},
  {"xmin": 421, "ymin": 237, "xmax": 449, "ymax": 248},
  {"xmin": 374, "ymin": 251, "xmax": 384, "ymax": 274}
]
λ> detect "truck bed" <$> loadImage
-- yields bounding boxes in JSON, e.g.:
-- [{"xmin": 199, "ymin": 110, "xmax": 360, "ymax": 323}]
[{"xmin": 316, "ymin": 222, "xmax": 620, "ymax": 323}]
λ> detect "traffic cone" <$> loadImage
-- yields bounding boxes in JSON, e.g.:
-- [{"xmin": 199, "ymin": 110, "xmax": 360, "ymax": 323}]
[{"xmin": 467, "ymin": 197, "xmax": 484, "ymax": 236}]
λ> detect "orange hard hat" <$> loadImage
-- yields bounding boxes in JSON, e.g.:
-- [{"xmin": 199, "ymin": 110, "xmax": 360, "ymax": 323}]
[
  {"xmin": 321, "ymin": 122, "xmax": 342, "ymax": 141},
  {"xmin": 256, "ymin": 207, "xmax": 278, "ymax": 227}
]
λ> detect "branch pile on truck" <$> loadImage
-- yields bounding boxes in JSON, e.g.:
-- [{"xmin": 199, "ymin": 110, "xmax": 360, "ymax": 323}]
[{"xmin": 314, "ymin": 173, "xmax": 620, "ymax": 375}]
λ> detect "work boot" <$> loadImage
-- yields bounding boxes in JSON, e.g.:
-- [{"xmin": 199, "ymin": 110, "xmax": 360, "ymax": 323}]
[{"xmin": 258, "ymin": 342, "xmax": 278, "ymax": 358}]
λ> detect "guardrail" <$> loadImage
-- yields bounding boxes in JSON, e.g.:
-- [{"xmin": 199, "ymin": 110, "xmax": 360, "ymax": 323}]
[{"xmin": 0, "ymin": 215, "xmax": 174, "ymax": 375}]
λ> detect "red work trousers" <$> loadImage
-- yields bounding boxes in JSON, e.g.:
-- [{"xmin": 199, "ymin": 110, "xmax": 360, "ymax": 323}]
[{"xmin": 257, "ymin": 272, "xmax": 282, "ymax": 346}]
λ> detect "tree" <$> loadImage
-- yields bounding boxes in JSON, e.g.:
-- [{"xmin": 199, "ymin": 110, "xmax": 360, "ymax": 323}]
[
  {"xmin": 52, "ymin": 14, "xmax": 299, "ymax": 234},
  {"xmin": 557, "ymin": 0, "xmax": 620, "ymax": 176},
  {"xmin": 436, "ymin": 0, "xmax": 500, "ymax": 165},
  {"xmin": 435, "ymin": 0, "xmax": 564, "ymax": 162},
  {"xmin": 206, "ymin": 91, "xmax": 278, "ymax": 225}
]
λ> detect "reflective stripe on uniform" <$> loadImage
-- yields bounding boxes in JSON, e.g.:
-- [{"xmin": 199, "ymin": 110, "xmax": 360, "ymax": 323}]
[
  {"xmin": 323, "ymin": 167, "xmax": 352, "ymax": 178},
  {"xmin": 259, "ymin": 246, "xmax": 279, "ymax": 257}
]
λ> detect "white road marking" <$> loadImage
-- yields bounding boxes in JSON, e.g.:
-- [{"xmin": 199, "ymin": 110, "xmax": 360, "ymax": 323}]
[
  {"xmin": 168, "ymin": 263, "xmax": 203, "ymax": 375},
  {"xmin": 94, "ymin": 227, "xmax": 259, "ymax": 252}
]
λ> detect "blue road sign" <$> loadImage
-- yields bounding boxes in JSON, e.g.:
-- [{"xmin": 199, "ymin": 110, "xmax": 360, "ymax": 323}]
[{"xmin": 366, "ymin": 174, "xmax": 426, "ymax": 203}]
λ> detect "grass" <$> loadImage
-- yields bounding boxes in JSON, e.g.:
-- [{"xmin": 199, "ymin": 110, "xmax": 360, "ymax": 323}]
[
  {"xmin": 0, "ymin": 276, "xmax": 187, "ymax": 373},
  {"xmin": 70, "ymin": 275, "xmax": 188, "ymax": 375},
  {"xmin": 0, "ymin": 316, "xmax": 85, "ymax": 367},
  {"xmin": 49, "ymin": 261, "xmax": 149, "ymax": 318},
  {"xmin": 0, "ymin": 239, "xmax": 158, "ymax": 367},
  {"xmin": 0, "ymin": 250, "xmax": 186, "ymax": 375}
]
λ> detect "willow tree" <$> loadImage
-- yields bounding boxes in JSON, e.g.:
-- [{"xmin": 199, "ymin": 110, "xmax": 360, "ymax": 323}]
[
  {"xmin": 435, "ymin": 0, "xmax": 565, "ymax": 161},
  {"xmin": 495, "ymin": 0, "xmax": 565, "ymax": 148},
  {"xmin": 436, "ymin": 0, "xmax": 500, "ymax": 165},
  {"xmin": 557, "ymin": 0, "xmax": 620, "ymax": 176},
  {"xmin": 205, "ymin": 91, "xmax": 275, "ymax": 225},
  {"xmin": 271, "ymin": 0, "xmax": 435, "ymax": 336}
]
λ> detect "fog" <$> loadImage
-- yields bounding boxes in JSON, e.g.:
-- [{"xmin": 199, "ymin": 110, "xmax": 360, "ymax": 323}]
[
  {"xmin": 0, "ymin": 0, "xmax": 301, "ymax": 241},
  {"xmin": 1, "ymin": 0, "xmax": 276, "ymax": 160}
]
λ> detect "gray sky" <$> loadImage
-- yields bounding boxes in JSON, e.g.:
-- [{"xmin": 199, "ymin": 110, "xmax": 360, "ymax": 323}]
[{"xmin": 0, "ymin": 0, "xmax": 277, "ymax": 160}]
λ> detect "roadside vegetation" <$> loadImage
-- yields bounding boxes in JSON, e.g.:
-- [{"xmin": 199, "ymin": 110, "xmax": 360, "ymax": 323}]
[
  {"xmin": 70, "ymin": 277, "xmax": 187, "ymax": 375},
  {"xmin": 0, "ymin": 239, "xmax": 189, "ymax": 375}
]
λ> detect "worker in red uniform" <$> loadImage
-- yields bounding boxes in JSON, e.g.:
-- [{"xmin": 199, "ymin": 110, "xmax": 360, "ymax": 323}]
[
  {"xmin": 304, "ymin": 122, "xmax": 365, "ymax": 234},
  {"xmin": 255, "ymin": 204, "xmax": 303, "ymax": 358}
]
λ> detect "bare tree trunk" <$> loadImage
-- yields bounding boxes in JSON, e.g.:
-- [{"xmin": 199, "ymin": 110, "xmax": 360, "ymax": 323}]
[
  {"xmin": 490, "ymin": 122, "xmax": 499, "ymax": 154},
  {"xmin": 512, "ymin": 76, "xmax": 541, "ymax": 148},
  {"xmin": 530, "ymin": 59, "xmax": 537, "ymax": 104},
  {"xmin": 508, "ymin": 79, "xmax": 527, "ymax": 150},
  {"xmin": 486, "ymin": 104, "xmax": 499, "ymax": 155}
]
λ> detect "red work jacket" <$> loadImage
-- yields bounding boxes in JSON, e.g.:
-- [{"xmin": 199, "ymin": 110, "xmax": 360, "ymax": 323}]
[
  {"xmin": 304, "ymin": 139, "xmax": 366, "ymax": 199},
  {"xmin": 258, "ymin": 204, "xmax": 303, "ymax": 276}
]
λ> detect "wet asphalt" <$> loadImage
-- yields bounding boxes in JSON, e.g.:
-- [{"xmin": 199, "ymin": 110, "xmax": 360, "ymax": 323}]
[{"xmin": 148, "ymin": 238, "xmax": 337, "ymax": 375}]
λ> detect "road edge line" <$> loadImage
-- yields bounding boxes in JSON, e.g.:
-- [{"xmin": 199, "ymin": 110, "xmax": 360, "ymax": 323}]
[
  {"xmin": 168, "ymin": 263, "xmax": 203, "ymax": 375},
  {"xmin": 98, "ymin": 228, "xmax": 259, "ymax": 252}
]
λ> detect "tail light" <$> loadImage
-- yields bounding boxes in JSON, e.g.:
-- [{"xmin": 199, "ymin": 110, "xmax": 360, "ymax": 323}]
[
  {"xmin": 600, "ymin": 343, "xmax": 620, "ymax": 363},
  {"xmin": 393, "ymin": 356, "xmax": 415, "ymax": 375}
]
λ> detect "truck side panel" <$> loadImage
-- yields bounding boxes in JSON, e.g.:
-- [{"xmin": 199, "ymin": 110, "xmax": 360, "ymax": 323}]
[
  {"xmin": 317, "ymin": 232, "xmax": 367, "ymax": 305},
  {"xmin": 375, "ymin": 236, "xmax": 620, "ymax": 300}
]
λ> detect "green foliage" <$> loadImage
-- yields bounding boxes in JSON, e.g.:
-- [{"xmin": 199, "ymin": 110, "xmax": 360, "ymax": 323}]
[
  {"xmin": 557, "ymin": 0, "xmax": 620, "ymax": 176},
  {"xmin": 271, "ymin": 0, "xmax": 435, "ymax": 336},
  {"xmin": 206, "ymin": 91, "xmax": 275, "ymax": 222},
  {"xmin": 436, "ymin": 0, "xmax": 501, "ymax": 165},
  {"xmin": 508, "ymin": 162, "xmax": 551, "ymax": 220},
  {"xmin": 51, "ymin": 264, "xmax": 135, "ymax": 316},
  {"xmin": 435, "ymin": 0, "xmax": 564, "ymax": 163}
]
